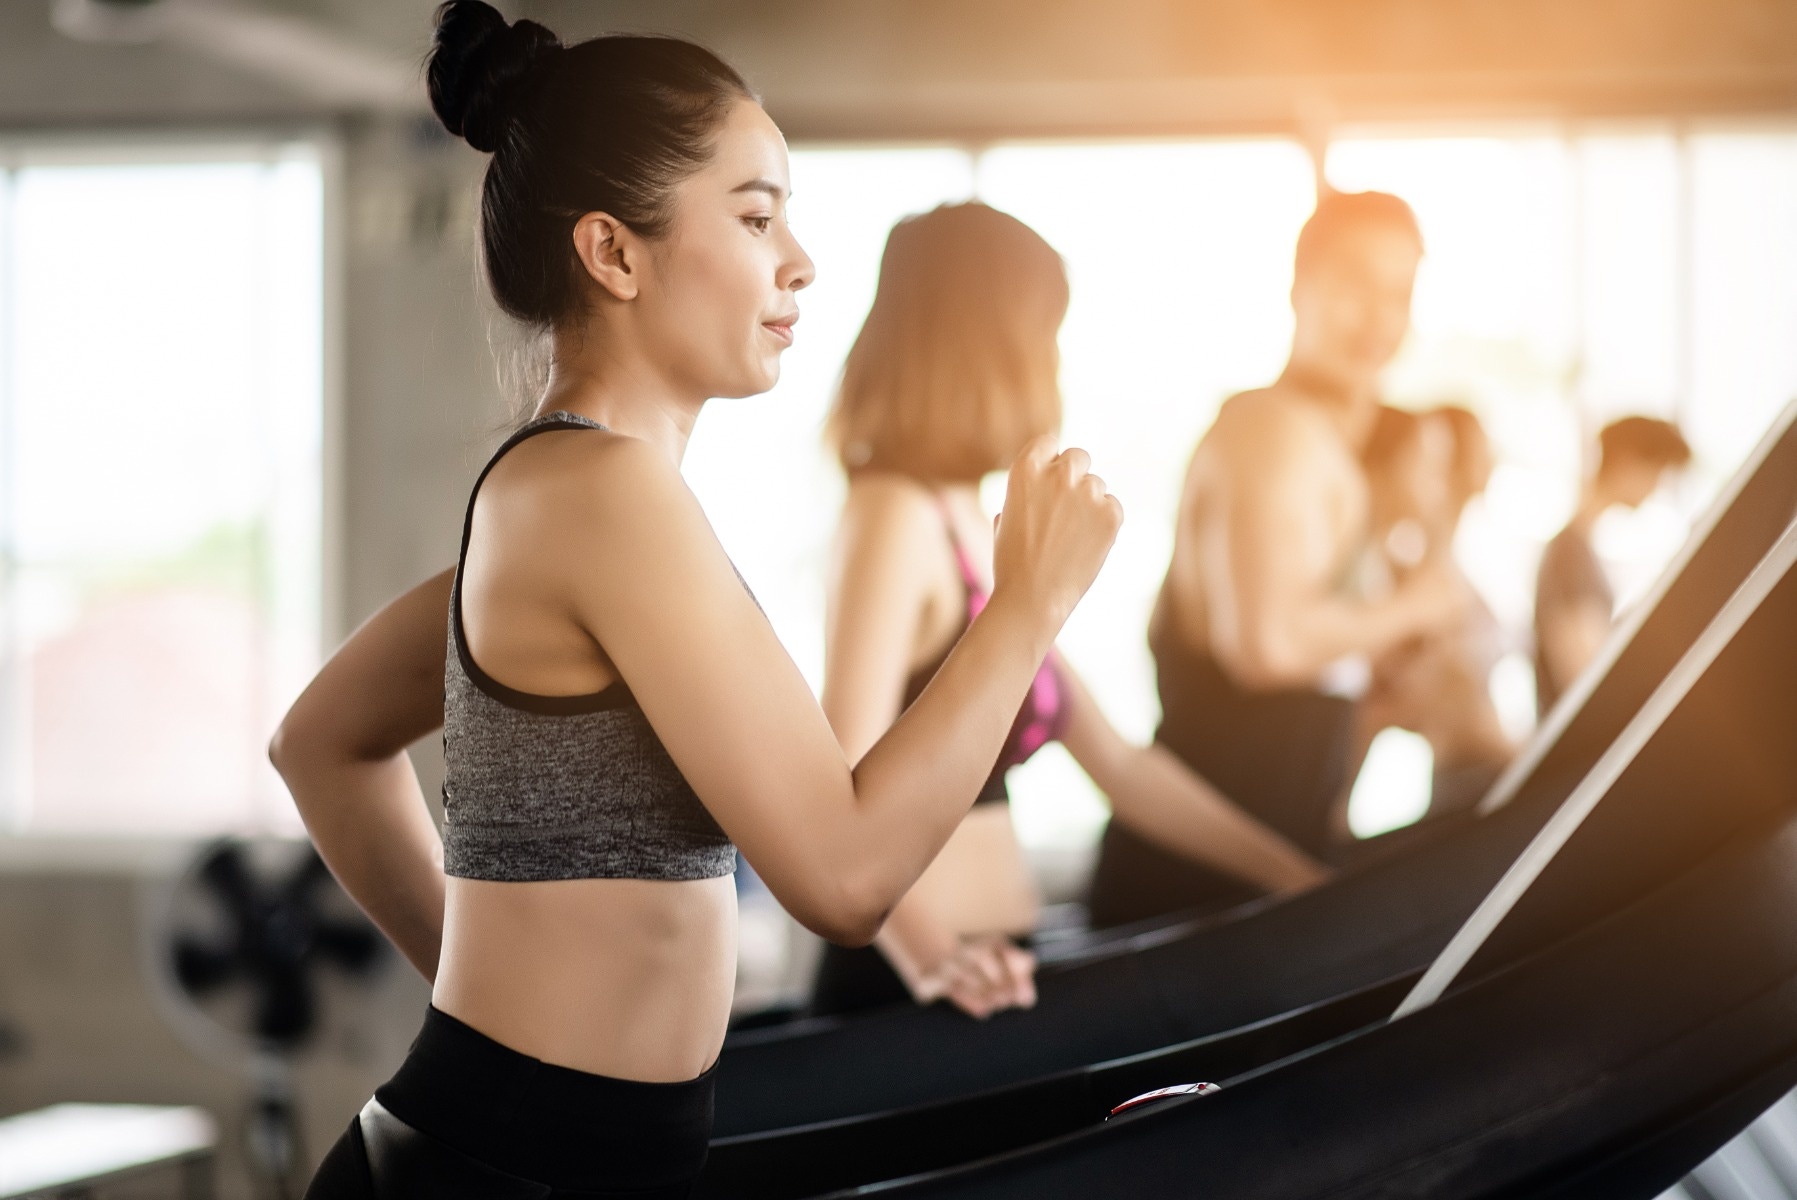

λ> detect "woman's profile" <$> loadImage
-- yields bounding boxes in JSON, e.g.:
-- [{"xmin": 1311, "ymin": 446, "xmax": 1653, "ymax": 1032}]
[{"xmin": 274, "ymin": 6, "xmax": 1122, "ymax": 1195}]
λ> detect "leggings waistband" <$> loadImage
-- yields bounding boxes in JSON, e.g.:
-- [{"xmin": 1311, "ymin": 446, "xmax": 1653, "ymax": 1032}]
[{"xmin": 373, "ymin": 1006, "xmax": 715, "ymax": 1191}]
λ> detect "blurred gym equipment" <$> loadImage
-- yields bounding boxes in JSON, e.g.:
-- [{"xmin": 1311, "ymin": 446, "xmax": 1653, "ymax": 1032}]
[{"xmin": 708, "ymin": 400, "xmax": 1797, "ymax": 1142}]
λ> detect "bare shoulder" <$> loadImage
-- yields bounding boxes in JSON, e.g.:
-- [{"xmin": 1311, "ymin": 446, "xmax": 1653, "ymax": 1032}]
[
  {"xmin": 1209, "ymin": 387, "xmax": 1334, "ymax": 460},
  {"xmin": 492, "ymin": 425, "xmax": 694, "ymax": 530}
]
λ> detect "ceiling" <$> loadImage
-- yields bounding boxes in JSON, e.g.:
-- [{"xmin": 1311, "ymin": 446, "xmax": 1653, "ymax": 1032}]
[{"xmin": 1, "ymin": 0, "xmax": 1793, "ymax": 139}]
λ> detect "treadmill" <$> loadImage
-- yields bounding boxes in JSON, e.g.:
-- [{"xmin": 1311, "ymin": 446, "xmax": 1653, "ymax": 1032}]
[
  {"xmin": 710, "ymin": 400, "xmax": 1797, "ymax": 1139},
  {"xmin": 714, "ymin": 487, "xmax": 1797, "ymax": 1199}
]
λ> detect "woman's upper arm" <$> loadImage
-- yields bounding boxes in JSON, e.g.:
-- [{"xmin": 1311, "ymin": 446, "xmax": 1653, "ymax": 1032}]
[
  {"xmin": 1052, "ymin": 657, "xmax": 1135, "ymax": 789},
  {"xmin": 557, "ymin": 443, "xmax": 864, "ymax": 913},
  {"xmin": 822, "ymin": 480, "xmax": 940, "ymax": 763},
  {"xmin": 273, "ymin": 568, "xmax": 452, "ymax": 767}
]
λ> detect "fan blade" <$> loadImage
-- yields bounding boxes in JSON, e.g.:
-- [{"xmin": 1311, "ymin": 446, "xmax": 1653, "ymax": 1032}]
[
  {"xmin": 312, "ymin": 919, "xmax": 385, "ymax": 975},
  {"xmin": 196, "ymin": 840, "xmax": 263, "ymax": 916},
  {"xmin": 172, "ymin": 934, "xmax": 240, "ymax": 994},
  {"xmin": 281, "ymin": 848, "xmax": 333, "ymax": 907},
  {"xmin": 254, "ymin": 967, "xmax": 315, "ymax": 1048}
]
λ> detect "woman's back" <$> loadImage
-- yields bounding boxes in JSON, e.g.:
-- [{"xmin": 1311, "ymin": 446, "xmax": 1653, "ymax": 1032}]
[{"xmin": 435, "ymin": 413, "xmax": 740, "ymax": 1083}]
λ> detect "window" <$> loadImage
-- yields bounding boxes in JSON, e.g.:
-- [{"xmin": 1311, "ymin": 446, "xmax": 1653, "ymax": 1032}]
[{"xmin": 0, "ymin": 140, "xmax": 329, "ymax": 835}]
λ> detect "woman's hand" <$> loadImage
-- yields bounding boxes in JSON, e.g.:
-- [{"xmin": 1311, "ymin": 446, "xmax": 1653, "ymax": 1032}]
[
  {"xmin": 909, "ymin": 935, "xmax": 1038, "ymax": 1020},
  {"xmin": 992, "ymin": 437, "xmax": 1124, "ymax": 632},
  {"xmin": 875, "ymin": 894, "xmax": 1039, "ymax": 1019}
]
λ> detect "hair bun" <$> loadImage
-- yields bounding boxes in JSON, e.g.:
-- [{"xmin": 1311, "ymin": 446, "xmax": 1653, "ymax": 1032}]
[{"xmin": 428, "ymin": 1, "xmax": 561, "ymax": 153}]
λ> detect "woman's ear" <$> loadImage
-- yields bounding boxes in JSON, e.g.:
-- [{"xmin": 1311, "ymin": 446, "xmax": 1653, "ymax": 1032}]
[{"xmin": 572, "ymin": 211, "xmax": 642, "ymax": 302}]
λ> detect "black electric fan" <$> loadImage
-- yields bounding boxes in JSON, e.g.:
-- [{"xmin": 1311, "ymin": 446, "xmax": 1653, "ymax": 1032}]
[{"xmin": 150, "ymin": 838, "xmax": 387, "ymax": 1200}]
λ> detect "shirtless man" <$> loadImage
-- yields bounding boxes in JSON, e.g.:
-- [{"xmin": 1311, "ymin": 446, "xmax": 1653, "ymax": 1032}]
[{"xmin": 1086, "ymin": 190, "xmax": 1465, "ymax": 928}]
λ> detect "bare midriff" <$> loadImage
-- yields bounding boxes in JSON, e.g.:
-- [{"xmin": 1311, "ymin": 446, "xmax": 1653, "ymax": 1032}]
[{"xmin": 432, "ymin": 874, "xmax": 738, "ymax": 1082}]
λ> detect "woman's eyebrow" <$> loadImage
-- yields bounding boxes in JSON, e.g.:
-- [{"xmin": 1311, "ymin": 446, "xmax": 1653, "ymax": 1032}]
[{"xmin": 730, "ymin": 178, "xmax": 788, "ymax": 200}]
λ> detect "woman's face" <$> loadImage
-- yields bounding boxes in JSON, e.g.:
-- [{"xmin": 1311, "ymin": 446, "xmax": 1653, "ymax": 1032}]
[
  {"xmin": 1372, "ymin": 418, "xmax": 1454, "ymax": 533},
  {"xmin": 636, "ymin": 100, "xmax": 814, "ymax": 401}
]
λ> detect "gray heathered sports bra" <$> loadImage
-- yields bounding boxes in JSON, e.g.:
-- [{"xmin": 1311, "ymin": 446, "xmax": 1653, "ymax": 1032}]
[{"xmin": 440, "ymin": 411, "xmax": 738, "ymax": 883}]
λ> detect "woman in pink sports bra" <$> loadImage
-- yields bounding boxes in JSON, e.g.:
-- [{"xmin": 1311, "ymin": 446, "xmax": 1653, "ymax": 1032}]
[{"xmin": 812, "ymin": 203, "xmax": 1328, "ymax": 1019}]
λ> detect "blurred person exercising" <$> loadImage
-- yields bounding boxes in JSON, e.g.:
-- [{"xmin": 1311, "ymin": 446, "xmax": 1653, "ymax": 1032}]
[
  {"xmin": 1087, "ymin": 191, "xmax": 1465, "ymax": 928},
  {"xmin": 813, "ymin": 203, "xmax": 1326, "ymax": 1019},
  {"xmin": 272, "ymin": 7, "xmax": 1126, "ymax": 1196},
  {"xmin": 1534, "ymin": 415, "xmax": 1692, "ymax": 717},
  {"xmin": 1355, "ymin": 405, "xmax": 1513, "ymax": 825}
]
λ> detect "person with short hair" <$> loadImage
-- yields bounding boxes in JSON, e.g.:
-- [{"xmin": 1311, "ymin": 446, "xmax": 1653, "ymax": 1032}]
[
  {"xmin": 1086, "ymin": 190, "xmax": 1467, "ymax": 929},
  {"xmin": 813, "ymin": 203, "xmax": 1326, "ymax": 1018},
  {"xmin": 1534, "ymin": 415, "xmax": 1692, "ymax": 716}
]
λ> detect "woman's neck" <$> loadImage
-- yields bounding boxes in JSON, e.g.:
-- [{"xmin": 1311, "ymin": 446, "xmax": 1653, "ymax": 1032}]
[
  {"xmin": 536, "ymin": 324, "xmax": 704, "ymax": 467},
  {"xmin": 935, "ymin": 479, "xmax": 983, "ymax": 510}
]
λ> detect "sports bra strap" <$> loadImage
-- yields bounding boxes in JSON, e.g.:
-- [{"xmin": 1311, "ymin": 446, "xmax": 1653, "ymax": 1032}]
[
  {"xmin": 451, "ymin": 411, "xmax": 620, "ymax": 713},
  {"xmin": 932, "ymin": 492, "xmax": 985, "ymax": 596},
  {"xmin": 456, "ymin": 412, "xmax": 609, "ymax": 583}
]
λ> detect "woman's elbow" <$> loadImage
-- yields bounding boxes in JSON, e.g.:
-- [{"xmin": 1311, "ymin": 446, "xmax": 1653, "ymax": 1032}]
[
  {"xmin": 267, "ymin": 714, "xmax": 301, "ymax": 778},
  {"xmin": 785, "ymin": 874, "xmax": 890, "ymax": 948},
  {"xmin": 267, "ymin": 704, "xmax": 335, "ymax": 786},
  {"xmin": 807, "ymin": 914, "xmax": 884, "ymax": 949}
]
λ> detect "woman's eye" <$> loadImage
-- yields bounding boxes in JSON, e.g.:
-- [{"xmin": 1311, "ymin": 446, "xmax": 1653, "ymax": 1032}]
[{"xmin": 745, "ymin": 215, "xmax": 773, "ymax": 233}]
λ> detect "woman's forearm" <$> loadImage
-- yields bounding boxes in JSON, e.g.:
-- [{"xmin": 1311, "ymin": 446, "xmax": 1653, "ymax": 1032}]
[
  {"xmin": 838, "ymin": 588, "xmax": 1059, "ymax": 915},
  {"xmin": 1106, "ymin": 743, "xmax": 1327, "ymax": 893},
  {"xmin": 279, "ymin": 749, "xmax": 447, "ymax": 981},
  {"xmin": 1060, "ymin": 670, "xmax": 1324, "ymax": 894}
]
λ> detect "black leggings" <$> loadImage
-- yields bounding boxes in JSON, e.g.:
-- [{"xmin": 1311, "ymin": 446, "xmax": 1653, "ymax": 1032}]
[{"xmin": 306, "ymin": 1006, "xmax": 714, "ymax": 1199}]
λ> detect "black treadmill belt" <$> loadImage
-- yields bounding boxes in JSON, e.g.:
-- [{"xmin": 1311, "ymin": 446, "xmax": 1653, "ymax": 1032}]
[
  {"xmin": 713, "ymin": 795, "xmax": 1535, "ymax": 1131},
  {"xmin": 701, "ymin": 974, "xmax": 1419, "ymax": 1199}
]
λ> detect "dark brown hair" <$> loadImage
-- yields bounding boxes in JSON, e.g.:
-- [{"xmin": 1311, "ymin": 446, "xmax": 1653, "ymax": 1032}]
[{"xmin": 427, "ymin": 1, "xmax": 754, "ymax": 329}]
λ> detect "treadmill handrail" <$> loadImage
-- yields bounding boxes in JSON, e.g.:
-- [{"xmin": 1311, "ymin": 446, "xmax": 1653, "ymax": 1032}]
[
  {"xmin": 1395, "ymin": 515, "xmax": 1797, "ymax": 1019},
  {"xmin": 1477, "ymin": 396, "xmax": 1797, "ymax": 818}
]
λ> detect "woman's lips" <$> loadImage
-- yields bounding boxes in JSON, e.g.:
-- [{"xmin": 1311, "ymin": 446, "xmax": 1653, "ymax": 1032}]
[{"xmin": 761, "ymin": 308, "xmax": 797, "ymax": 346}]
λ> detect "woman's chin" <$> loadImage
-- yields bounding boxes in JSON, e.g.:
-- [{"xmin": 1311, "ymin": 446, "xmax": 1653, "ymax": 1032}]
[{"xmin": 712, "ymin": 363, "xmax": 781, "ymax": 400}]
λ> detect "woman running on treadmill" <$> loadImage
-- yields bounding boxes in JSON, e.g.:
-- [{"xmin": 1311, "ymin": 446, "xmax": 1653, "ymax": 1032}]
[
  {"xmin": 274, "ymin": 8, "xmax": 1123, "ymax": 1195},
  {"xmin": 811, "ymin": 203, "xmax": 1327, "ymax": 1020},
  {"xmin": 1353, "ymin": 404, "xmax": 1513, "ymax": 824}
]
